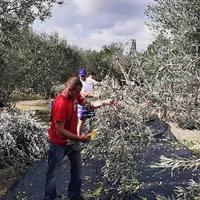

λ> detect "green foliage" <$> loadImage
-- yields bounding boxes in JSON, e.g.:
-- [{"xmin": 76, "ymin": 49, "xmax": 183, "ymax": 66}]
[
  {"xmin": 0, "ymin": 29, "xmax": 81, "ymax": 102},
  {"xmin": 0, "ymin": 0, "xmax": 69, "ymax": 102},
  {"xmin": 13, "ymin": 30, "xmax": 81, "ymax": 97},
  {"xmin": 83, "ymin": 78, "xmax": 154, "ymax": 198},
  {"xmin": 85, "ymin": 185, "xmax": 103, "ymax": 199},
  {"xmin": 184, "ymin": 140, "xmax": 200, "ymax": 157},
  {"xmin": 151, "ymin": 155, "xmax": 200, "ymax": 171},
  {"xmin": 108, "ymin": 0, "xmax": 200, "ymax": 129},
  {"xmin": 80, "ymin": 42, "xmax": 125, "ymax": 80},
  {"xmin": 152, "ymin": 156, "xmax": 200, "ymax": 199},
  {"xmin": 145, "ymin": 0, "xmax": 200, "ymax": 48},
  {"xmin": 0, "ymin": 108, "xmax": 48, "ymax": 172},
  {"xmin": 0, "ymin": 0, "xmax": 199, "ymax": 198},
  {"xmin": 126, "ymin": 2, "xmax": 200, "ymax": 196},
  {"xmin": 81, "ymin": 0, "xmax": 200, "ymax": 198},
  {"xmin": 175, "ymin": 180, "xmax": 200, "ymax": 200}
]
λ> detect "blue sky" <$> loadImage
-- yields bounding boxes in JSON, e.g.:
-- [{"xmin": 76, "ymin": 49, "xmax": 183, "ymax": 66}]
[{"xmin": 33, "ymin": 0, "xmax": 155, "ymax": 51}]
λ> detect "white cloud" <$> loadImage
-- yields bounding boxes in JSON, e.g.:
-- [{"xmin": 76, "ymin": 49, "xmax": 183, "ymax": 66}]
[
  {"xmin": 72, "ymin": 0, "xmax": 154, "ymax": 16},
  {"xmin": 72, "ymin": 0, "xmax": 103, "ymax": 16},
  {"xmin": 78, "ymin": 18, "xmax": 154, "ymax": 50},
  {"xmin": 33, "ymin": 0, "xmax": 155, "ymax": 51},
  {"xmin": 33, "ymin": 17, "xmax": 154, "ymax": 51}
]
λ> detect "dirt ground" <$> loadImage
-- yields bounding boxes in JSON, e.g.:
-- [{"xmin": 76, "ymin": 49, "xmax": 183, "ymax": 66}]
[{"xmin": 169, "ymin": 122, "xmax": 200, "ymax": 142}]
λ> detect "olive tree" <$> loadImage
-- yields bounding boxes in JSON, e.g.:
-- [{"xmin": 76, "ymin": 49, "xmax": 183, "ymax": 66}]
[
  {"xmin": 81, "ymin": 0, "xmax": 200, "ymax": 198},
  {"xmin": 79, "ymin": 42, "xmax": 125, "ymax": 81},
  {"xmin": 0, "ymin": 0, "xmax": 63, "ymax": 103},
  {"xmin": 111, "ymin": 0, "xmax": 200, "ymax": 129},
  {"xmin": 13, "ymin": 31, "xmax": 81, "ymax": 98},
  {"xmin": 142, "ymin": 0, "xmax": 200, "ymax": 198},
  {"xmin": 83, "ymin": 78, "xmax": 154, "ymax": 199},
  {"xmin": 145, "ymin": 0, "xmax": 200, "ymax": 126}
]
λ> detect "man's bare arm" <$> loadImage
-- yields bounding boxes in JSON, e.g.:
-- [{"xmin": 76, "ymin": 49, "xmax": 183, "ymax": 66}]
[
  {"xmin": 80, "ymin": 99, "xmax": 114, "ymax": 109},
  {"xmin": 91, "ymin": 99, "xmax": 114, "ymax": 108},
  {"xmin": 80, "ymin": 91, "xmax": 100, "ymax": 98},
  {"xmin": 55, "ymin": 121, "xmax": 91, "ymax": 142}
]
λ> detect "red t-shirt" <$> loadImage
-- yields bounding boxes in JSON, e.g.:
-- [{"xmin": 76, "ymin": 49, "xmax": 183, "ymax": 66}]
[{"xmin": 48, "ymin": 94, "xmax": 84, "ymax": 145}]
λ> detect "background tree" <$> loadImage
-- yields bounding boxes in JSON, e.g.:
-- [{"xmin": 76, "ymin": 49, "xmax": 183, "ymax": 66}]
[
  {"xmin": 82, "ymin": 1, "xmax": 200, "ymax": 198},
  {"xmin": 14, "ymin": 31, "xmax": 81, "ymax": 98},
  {"xmin": 79, "ymin": 42, "xmax": 124, "ymax": 80},
  {"xmin": 111, "ymin": 0, "xmax": 200, "ymax": 129},
  {"xmin": 144, "ymin": 0, "xmax": 200, "ymax": 129},
  {"xmin": 0, "ymin": 0, "xmax": 63, "ymax": 103}
]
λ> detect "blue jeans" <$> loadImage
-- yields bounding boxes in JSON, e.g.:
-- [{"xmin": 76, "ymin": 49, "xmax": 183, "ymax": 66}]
[{"xmin": 44, "ymin": 142, "xmax": 82, "ymax": 200}]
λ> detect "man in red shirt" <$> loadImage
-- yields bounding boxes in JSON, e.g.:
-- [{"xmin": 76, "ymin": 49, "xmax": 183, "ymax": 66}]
[{"xmin": 44, "ymin": 77, "xmax": 114, "ymax": 200}]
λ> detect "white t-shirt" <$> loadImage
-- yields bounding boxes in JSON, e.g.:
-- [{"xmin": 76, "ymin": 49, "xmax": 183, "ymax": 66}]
[{"xmin": 81, "ymin": 77, "xmax": 98, "ymax": 93}]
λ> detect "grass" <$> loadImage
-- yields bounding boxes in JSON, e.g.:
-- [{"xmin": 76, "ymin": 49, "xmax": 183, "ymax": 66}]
[
  {"xmin": 15, "ymin": 99, "xmax": 50, "ymax": 124},
  {"xmin": 15, "ymin": 99, "xmax": 48, "ymax": 110},
  {"xmin": 11, "ymin": 93, "xmax": 45, "ymax": 101}
]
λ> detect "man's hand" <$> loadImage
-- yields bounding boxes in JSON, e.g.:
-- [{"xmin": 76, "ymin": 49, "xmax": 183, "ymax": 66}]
[
  {"xmin": 79, "ymin": 134, "xmax": 91, "ymax": 142},
  {"xmin": 88, "ymin": 99, "xmax": 115, "ymax": 109},
  {"xmin": 102, "ymin": 99, "xmax": 115, "ymax": 106}
]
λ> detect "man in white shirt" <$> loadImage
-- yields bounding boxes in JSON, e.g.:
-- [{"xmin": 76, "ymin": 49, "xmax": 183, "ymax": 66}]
[
  {"xmin": 86, "ymin": 72, "xmax": 99, "ymax": 92},
  {"xmin": 79, "ymin": 69, "xmax": 99, "ymax": 97},
  {"xmin": 77, "ymin": 69, "xmax": 100, "ymax": 136}
]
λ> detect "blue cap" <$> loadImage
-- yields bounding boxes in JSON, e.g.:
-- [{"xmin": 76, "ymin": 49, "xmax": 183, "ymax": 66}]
[{"xmin": 79, "ymin": 68, "xmax": 87, "ymax": 76}]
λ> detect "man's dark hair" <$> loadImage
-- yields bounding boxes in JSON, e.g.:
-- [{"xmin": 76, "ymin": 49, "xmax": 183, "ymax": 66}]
[{"xmin": 89, "ymin": 72, "xmax": 97, "ymax": 76}]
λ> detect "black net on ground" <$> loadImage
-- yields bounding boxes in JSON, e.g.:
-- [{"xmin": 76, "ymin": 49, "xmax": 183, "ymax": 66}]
[{"xmin": 2, "ymin": 119, "xmax": 200, "ymax": 200}]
